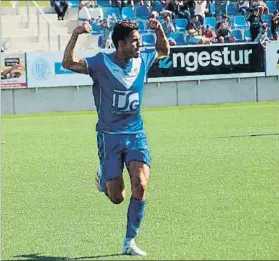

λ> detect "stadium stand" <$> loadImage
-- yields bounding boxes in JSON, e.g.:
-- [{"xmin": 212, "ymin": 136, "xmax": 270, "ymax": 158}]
[
  {"xmin": 121, "ymin": 6, "xmax": 136, "ymax": 19},
  {"xmin": 266, "ymin": 0, "xmax": 278, "ymax": 13},
  {"xmin": 175, "ymin": 19, "xmax": 188, "ymax": 32},
  {"xmin": 231, "ymin": 28, "xmax": 244, "ymax": 42},
  {"xmin": 170, "ymin": 32, "xmax": 187, "ymax": 45},
  {"xmin": 106, "ymin": 7, "xmax": 122, "ymax": 19},
  {"xmin": 233, "ymin": 15, "xmax": 250, "ymax": 30},
  {"xmin": 135, "ymin": 5, "xmax": 150, "ymax": 19},
  {"xmin": 137, "ymin": 19, "xmax": 148, "ymax": 33},
  {"xmin": 141, "ymin": 33, "xmax": 156, "ymax": 46},
  {"xmin": 1, "ymin": 0, "xmax": 279, "ymax": 53},
  {"xmin": 244, "ymin": 28, "xmax": 252, "ymax": 41}
]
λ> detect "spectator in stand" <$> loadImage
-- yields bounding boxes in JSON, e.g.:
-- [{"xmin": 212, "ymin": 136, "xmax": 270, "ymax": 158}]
[
  {"xmin": 162, "ymin": 13, "xmax": 176, "ymax": 45},
  {"xmin": 102, "ymin": 17, "xmax": 116, "ymax": 48},
  {"xmin": 215, "ymin": 14, "xmax": 235, "ymax": 43},
  {"xmin": 251, "ymin": 0, "xmax": 269, "ymax": 16},
  {"xmin": 78, "ymin": 0, "xmax": 97, "ymax": 21},
  {"xmin": 51, "ymin": 0, "xmax": 69, "ymax": 20},
  {"xmin": 271, "ymin": 10, "xmax": 279, "ymax": 40},
  {"xmin": 238, "ymin": 0, "xmax": 250, "ymax": 17},
  {"xmin": 255, "ymin": 23, "xmax": 271, "ymax": 49},
  {"xmin": 247, "ymin": 7, "xmax": 263, "ymax": 41},
  {"xmin": 215, "ymin": 0, "xmax": 228, "ymax": 16},
  {"xmin": 150, "ymin": 10, "xmax": 159, "ymax": 19},
  {"xmin": 258, "ymin": 0, "xmax": 269, "ymax": 15},
  {"xmin": 195, "ymin": 0, "xmax": 207, "ymax": 31},
  {"xmin": 164, "ymin": 0, "xmax": 178, "ymax": 17},
  {"xmin": 177, "ymin": 0, "xmax": 196, "ymax": 18},
  {"xmin": 97, "ymin": 16, "xmax": 117, "ymax": 48},
  {"xmin": 112, "ymin": 0, "xmax": 134, "ymax": 8},
  {"xmin": 187, "ymin": 15, "xmax": 211, "ymax": 44},
  {"xmin": 150, "ymin": 0, "xmax": 164, "ymax": 12},
  {"xmin": 202, "ymin": 25, "xmax": 215, "ymax": 42}
]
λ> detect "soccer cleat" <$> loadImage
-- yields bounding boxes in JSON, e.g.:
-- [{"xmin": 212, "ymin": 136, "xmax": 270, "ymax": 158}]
[
  {"xmin": 94, "ymin": 166, "xmax": 104, "ymax": 192},
  {"xmin": 122, "ymin": 239, "xmax": 147, "ymax": 256}
]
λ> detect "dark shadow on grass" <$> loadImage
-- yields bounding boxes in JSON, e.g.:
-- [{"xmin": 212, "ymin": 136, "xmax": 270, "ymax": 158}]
[
  {"xmin": 11, "ymin": 253, "xmax": 125, "ymax": 261},
  {"xmin": 216, "ymin": 132, "xmax": 279, "ymax": 138},
  {"xmin": 74, "ymin": 254, "xmax": 125, "ymax": 259},
  {"xmin": 11, "ymin": 254, "xmax": 73, "ymax": 261}
]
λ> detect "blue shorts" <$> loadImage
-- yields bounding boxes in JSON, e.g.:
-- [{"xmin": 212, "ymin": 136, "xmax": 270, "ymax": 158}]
[{"xmin": 97, "ymin": 132, "xmax": 151, "ymax": 181}]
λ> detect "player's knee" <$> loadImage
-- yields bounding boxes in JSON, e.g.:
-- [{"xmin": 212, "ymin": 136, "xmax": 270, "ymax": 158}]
[
  {"xmin": 108, "ymin": 189, "xmax": 126, "ymax": 204},
  {"xmin": 110, "ymin": 195, "xmax": 124, "ymax": 204}
]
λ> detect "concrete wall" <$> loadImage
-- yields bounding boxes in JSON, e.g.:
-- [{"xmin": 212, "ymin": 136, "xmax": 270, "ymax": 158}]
[{"xmin": 1, "ymin": 76, "xmax": 279, "ymax": 115}]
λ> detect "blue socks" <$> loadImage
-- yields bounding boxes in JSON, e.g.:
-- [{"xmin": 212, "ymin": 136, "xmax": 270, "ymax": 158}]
[{"xmin": 125, "ymin": 197, "xmax": 146, "ymax": 241}]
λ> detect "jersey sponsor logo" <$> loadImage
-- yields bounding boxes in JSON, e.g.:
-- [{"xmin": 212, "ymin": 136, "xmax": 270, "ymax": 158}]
[{"xmin": 112, "ymin": 90, "xmax": 139, "ymax": 114}]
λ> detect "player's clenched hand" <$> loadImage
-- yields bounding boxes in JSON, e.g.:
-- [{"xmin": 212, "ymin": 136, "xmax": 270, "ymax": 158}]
[
  {"xmin": 74, "ymin": 22, "xmax": 92, "ymax": 35},
  {"xmin": 147, "ymin": 18, "xmax": 162, "ymax": 30}
]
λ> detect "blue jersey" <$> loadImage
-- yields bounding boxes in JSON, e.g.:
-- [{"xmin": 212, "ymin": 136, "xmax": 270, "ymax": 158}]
[{"xmin": 85, "ymin": 49, "xmax": 157, "ymax": 134}]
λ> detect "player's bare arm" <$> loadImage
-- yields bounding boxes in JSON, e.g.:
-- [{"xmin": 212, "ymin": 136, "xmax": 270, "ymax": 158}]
[
  {"xmin": 62, "ymin": 22, "xmax": 92, "ymax": 74},
  {"xmin": 148, "ymin": 18, "xmax": 170, "ymax": 60}
]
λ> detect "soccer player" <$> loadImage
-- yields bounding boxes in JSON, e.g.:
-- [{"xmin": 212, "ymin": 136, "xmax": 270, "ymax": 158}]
[{"xmin": 62, "ymin": 19, "xmax": 170, "ymax": 256}]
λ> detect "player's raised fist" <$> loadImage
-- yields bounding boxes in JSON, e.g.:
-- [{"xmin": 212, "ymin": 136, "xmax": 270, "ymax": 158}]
[
  {"xmin": 147, "ymin": 18, "xmax": 162, "ymax": 30},
  {"xmin": 74, "ymin": 22, "xmax": 92, "ymax": 35}
]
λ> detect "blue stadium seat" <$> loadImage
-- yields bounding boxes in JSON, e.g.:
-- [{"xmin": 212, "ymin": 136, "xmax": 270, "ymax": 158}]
[
  {"xmin": 231, "ymin": 29, "xmax": 243, "ymax": 42},
  {"xmin": 91, "ymin": 23, "xmax": 101, "ymax": 34},
  {"xmin": 262, "ymin": 14, "xmax": 272, "ymax": 26},
  {"xmin": 150, "ymin": 1, "xmax": 164, "ymax": 13},
  {"xmin": 170, "ymin": 32, "xmax": 186, "ymax": 45},
  {"xmin": 106, "ymin": 7, "xmax": 122, "ymax": 19},
  {"xmin": 227, "ymin": 16, "xmax": 232, "ymax": 26},
  {"xmin": 142, "ymin": 33, "xmax": 155, "ymax": 46},
  {"xmin": 137, "ymin": 20, "xmax": 148, "ymax": 33},
  {"xmin": 68, "ymin": 0, "xmax": 79, "ymax": 8},
  {"xmin": 233, "ymin": 15, "xmax": 249, "ymax": 30},
  {"xmin": 227, "ymin": 3, "xmax": 237, "ymax": 16},
  {"xmin": 122, "ymin": 7, "xmax": 136, "ymax": 20},
  {"xmin": 266, "ymin": 1, "xmax": 277, "ymax": 13},
  {"xmin": 175, "ymin": 19, "xmax": 188, "ymax": 32},
  {"xmin": 209, "ymin": 3, "xmax": 215, "ymax": 15},
  {"xmin": 244, "ymin": 29, "xmax": 251, "ymax": 41},
  {"xmin": 204, "ymin": 17, "xmax": 217, "ymax": 29},
  {"xmin": 135, "ymin": 6, "xmax": 150, "ymax": 19},
  {"xmin": 97, "ymin": 0, "xmax": 111, "ymax": 7}
]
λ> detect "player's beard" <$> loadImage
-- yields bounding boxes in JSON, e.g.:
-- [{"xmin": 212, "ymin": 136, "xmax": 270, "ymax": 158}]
[{"xmin": 133, "ymin": 48, "xmax": 140, "ymax": 58}]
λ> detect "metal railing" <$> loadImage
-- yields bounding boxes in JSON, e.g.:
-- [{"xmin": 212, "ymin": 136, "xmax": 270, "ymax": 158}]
[{"xmin": 26, "ymin": 0, "xmax": 61, "ymax": 51}]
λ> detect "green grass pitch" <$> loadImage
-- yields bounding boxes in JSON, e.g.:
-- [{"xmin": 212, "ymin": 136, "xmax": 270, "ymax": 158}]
[{"xmin": 2, "ymin": 101, "xmax": 279, "ymax": 260}]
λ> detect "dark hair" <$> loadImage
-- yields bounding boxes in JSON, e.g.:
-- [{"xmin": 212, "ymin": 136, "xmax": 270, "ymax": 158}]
[
  {"xmin": 112, "ymin": 20, "xmax": 139, "ymax": 49},
  {"xmin": 222, "ymin": 14, "xmax": 227, "ymax": 19}
]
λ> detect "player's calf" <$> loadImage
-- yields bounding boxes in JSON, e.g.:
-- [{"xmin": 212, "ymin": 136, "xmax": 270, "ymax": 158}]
[
  {"xmin": 128, "ymin": 162, "xmax": 149, "ymax": 200},
  {"xmin": 105, "ymin": 177, "xmax": 126, "ymax": 204}
]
